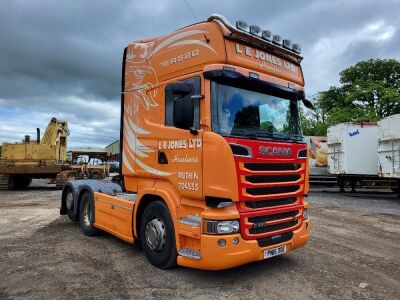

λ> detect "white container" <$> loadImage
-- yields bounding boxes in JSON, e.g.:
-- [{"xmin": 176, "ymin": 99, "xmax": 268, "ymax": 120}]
[
  {"xmin": 327, "ymin": 122, "xmax": 379, "ymax": 175},
  {"xmin": 378, "ymin": 114, "xmax": 400, "ymax": 178}
]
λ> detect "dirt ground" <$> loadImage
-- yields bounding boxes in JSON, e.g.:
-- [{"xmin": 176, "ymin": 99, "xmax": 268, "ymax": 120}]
[{"xmin": 0, "ymin": 180, "xmax": 399, "ymax": 299}]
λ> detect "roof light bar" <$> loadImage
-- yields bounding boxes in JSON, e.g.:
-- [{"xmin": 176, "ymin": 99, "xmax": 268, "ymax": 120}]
[
  {"xmin": 236, "ymin": 20, "xmax": 249, "ymax": 32},
  {"xmin": 207, "ymin": 15, "xmax": 303, "ymax": 58},
  {"xmin": 273, "ymin": 34, "xmax": 282, "ymax": 45},
  {"xmin": 261, "ymin": 30, "xmax": 272, "ymax": 41},
  {"xmin": 249, "ymin": 25, "xmax": 262, "ymax": 37},
  {"xmin": 283, "ymin": 39, "xmax": 292, "ymax": 50},
  {"xmin": 293, "ymin": 43, "xmax": 301, "ymax": 54}
]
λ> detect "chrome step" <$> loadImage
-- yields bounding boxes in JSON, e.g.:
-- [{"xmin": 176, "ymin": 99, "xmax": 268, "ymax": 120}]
[{"xmin": 178, "ymin": 247, "xmax": 201, "ymax": 260}]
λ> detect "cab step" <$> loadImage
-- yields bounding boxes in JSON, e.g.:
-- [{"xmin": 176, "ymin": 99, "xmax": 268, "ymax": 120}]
[{"xmin": 178, "ymin": 247, "xmax": 201, "ymax": 260}]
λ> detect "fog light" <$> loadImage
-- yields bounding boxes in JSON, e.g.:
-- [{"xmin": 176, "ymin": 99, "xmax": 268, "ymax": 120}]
[
  {"xmin": 232, "ymin": 237, "xmax": 239, "ymax": 245},
  {"xmin": 217, "ymin": 239, "xmax": 226, "ymax": 247},
  {"xmin": 303, "ymin": 208, "xmax": 308, "ymax": 220}
]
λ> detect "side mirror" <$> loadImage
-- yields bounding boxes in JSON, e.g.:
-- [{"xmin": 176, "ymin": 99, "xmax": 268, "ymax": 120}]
[
  {"xmin": 302, "ymin": 98, "xmax": 315, "ymax": 110},
  {"xmin": 173, "ymin": 96, "xmax": 195, "ymax": 130}
]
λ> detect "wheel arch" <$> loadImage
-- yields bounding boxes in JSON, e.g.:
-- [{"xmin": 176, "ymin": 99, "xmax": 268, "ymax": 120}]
[{"xmin": 134, "ymin": 187, "xmax": 180, "ymax": 246}]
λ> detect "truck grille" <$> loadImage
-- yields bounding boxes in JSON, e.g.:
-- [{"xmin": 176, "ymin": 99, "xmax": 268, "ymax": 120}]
[
  {"xmin": 237, "ymin": 159, "xmax": 306, "ymax": 240},
  {"xmin": 224, "ymin": 138, "xmax": 307, "ymax": 242},
  {"xmin": 244, "ymin": 163, "xmax": 301, "ymax": 171},
  {"xmin": 257, "ymin": 232, "xmax": 294, "ymax": 247},
  {"xmin": 246, "ymin": 185, "xmax": 300, "ymax": 196},
  {"xmin": 245, "ymin": 197, "xmax": 297, "ymax": 209},
  {"xmin": 248, "ymin": 210, "xmax": 298, "ymax": 223},
  {"xmin": 245, "ymin": 174, "xmax": 300, "ymax": 183},
  {"xmin": 239, "ymin": 205, "xmax": 303, "ymax": 240},
  {"xmin": 250, "ymin": 220, "xmax": 298, "ymax": 234}
]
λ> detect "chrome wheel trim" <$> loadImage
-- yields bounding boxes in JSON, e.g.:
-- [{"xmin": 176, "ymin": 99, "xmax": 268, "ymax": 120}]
[
  {"xmin": 66, "ymin": 192, "xmax": 74, "ymax": 210},
  {"xmin": 83, "ymin": 200, "xmax": 91, "ymax": 226},
  {"xmin": 145, "ymin": 218, "xmax": 166, "ymax": 252}
]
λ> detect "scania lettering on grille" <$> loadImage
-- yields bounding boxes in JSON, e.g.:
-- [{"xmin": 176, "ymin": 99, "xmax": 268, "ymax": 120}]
[{"xmin": 259, "ymin": 146, "xmax": 292, "ymax": 157}]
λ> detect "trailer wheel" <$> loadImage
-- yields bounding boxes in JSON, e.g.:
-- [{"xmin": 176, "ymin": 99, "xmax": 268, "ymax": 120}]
[
  {"xmin": 140, "ymin": 201, "xmax": 177, "ymax": 269},
  {"xmin": 79, "ymin": 191, "xmax": 98, "ymax": 236}
]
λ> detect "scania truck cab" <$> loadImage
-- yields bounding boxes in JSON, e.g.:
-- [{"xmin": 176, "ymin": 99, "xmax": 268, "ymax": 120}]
[{"xmin": 61, "ymin": 14, "xmax": 311, "ymax": 270}]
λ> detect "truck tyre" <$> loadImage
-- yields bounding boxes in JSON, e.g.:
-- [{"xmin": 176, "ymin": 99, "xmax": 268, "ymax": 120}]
[
  {"xmin": 79, "ymin": 191, "xmax": 98, "ymax": 236},
  {"xmin": 64, "ymin": 188, "xmax": 78, "ymax": 222},
  {"xmin": 140, "ymin": 201, "xmax": 177, "ymax": 269}
]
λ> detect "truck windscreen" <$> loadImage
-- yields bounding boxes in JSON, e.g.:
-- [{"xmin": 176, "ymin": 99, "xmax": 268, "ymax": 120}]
[{"xmin": 211, "ymin": 81, "xmax": 302, "ymax": 141}]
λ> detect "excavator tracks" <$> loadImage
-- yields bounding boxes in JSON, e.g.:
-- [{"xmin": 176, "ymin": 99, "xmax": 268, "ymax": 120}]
[
  {"xmin": 55, "ymin": 171, "xmax": 75, "ymax": 190},
  {"xmin": 0, "ymin": 174, "xmax": 12, "ymax": 191}
]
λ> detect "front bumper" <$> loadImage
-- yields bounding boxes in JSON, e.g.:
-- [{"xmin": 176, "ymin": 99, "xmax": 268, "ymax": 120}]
[{"xmin": 177, "ymin": 219, "xmax": 310, "ymax": 270}]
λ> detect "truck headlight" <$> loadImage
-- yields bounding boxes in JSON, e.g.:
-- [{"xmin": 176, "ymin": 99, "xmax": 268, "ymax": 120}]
[
  {"xmin": 303, "ymin": 208, "xmax": 308, "ymax": 220},
  {"xmin": 204, "ymin": 220, "xmax": 240, "ymax": 235}
]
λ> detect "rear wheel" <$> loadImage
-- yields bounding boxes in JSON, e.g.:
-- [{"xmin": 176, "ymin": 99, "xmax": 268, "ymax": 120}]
[
  {"xmin": 64, "ymin": 188, "xmax": 78, "ymax": 221},
  {"xmin": 140, "ymin": 201, "xmax": 177, "ymax": 269},
  {"xmin": 79, "ymin": 192, "xmax": 98, "ymax": 236}
]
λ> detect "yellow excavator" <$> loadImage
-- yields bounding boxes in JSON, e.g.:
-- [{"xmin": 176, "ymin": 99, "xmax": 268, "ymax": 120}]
[{"xmin": 0, "ymin": 117, "xmax": 71, "ymax": 190}]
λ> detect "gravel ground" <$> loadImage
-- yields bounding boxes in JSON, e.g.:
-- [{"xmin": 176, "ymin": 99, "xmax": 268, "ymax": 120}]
[{"xmin": 0, "ymin": 180, "xmax": 399, "ymax": 299}]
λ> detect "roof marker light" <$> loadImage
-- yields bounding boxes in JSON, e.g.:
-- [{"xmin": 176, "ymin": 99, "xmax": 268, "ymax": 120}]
[
  {"xmin": 283, "ymin": 39, "xmax": 293, "ymax": 50},
  {"xmin": 293, "ymin": 43, "xmax": 302, "ymax": 54},
  {"xmin": 261, "ymin": 30, "xmax": 272, "ymax": 41},
  {"xmin": 249, "ymin": 25, "xmax": 262, "ymax": 37},
  {"xmin": 236, "ymin": 20, "xmax": 249, "ymax": 32},
  {"xmin": 273, "ymin": 34, "xmax": 282, "ymax": 45}
]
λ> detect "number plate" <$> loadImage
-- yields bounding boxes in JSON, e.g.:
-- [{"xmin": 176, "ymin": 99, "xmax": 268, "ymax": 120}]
[{"xmin": 264, "ymin": 245, "xmax": 286, "ymax": 259}]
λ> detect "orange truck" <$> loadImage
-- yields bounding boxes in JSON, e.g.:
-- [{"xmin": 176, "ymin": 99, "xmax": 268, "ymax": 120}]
[{"xmin": 61, "ymin": 14, "xmax": 312, "ymax": 270}]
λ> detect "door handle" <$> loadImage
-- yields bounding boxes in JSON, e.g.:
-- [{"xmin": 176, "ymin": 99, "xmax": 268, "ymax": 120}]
[{"xmin": 158, "ymin": 151, "xmax": 168, "ymax": 164}]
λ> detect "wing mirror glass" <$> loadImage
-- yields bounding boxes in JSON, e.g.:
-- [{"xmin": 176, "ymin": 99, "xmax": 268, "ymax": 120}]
[{"xmin": 173, "ymin": 96, "xmax": 195, "ymax": 130}]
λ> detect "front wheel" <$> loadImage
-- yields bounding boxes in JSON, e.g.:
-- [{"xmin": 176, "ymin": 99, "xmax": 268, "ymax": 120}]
[
  {"xmin": 79, "ymin": 192, "xmax": 98, "ymax": 236},
  {"xmin": 140, "ymin": 201, "xmax": 177, "ymax": 269}
]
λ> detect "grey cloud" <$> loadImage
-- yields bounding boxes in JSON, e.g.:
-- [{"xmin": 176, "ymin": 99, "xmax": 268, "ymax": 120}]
[{"xmin": 0, "ymin": 0, "xmax": 399, "ymax": 146}]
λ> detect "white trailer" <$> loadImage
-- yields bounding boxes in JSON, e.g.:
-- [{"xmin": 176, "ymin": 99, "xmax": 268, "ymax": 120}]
[
  {"xmin": 327, "ymin": 121, "xmax": 399, "ymax": 193},
  {"xmin": 378, "ymin": 114, "xmax": 400, "ymax": 180},
  {"xmin": 328, "ymin": 122, "xmax": 379, "ymax": 175}
]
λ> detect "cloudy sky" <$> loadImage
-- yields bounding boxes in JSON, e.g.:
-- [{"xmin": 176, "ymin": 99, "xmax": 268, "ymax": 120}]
[{"xmin": 0, "ymin": 0, "xmax": 399, "ymax": 147}]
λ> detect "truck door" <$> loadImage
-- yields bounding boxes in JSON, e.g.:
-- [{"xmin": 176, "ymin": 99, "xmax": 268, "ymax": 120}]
[{"xmin": 156, "ymin": 77, "xmax": 203, "ymax": 201}]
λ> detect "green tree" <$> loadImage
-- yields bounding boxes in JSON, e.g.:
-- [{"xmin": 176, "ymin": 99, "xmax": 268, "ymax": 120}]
[
  {"xmin": 301, "ymin": 59, "xmax": 400, "ymax": 135},
  {"xmin": 300, "ymin": 98, "xmax": 328, "ymax": 136},
  {"xmin": 319, "ymin": 59, "xmax": 400, "ymax": 124}
]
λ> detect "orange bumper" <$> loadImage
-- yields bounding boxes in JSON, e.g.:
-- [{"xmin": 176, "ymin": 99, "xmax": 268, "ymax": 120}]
[{"xmin": 177, "ymin": 219, "xmax": 310, "ymax": 270}]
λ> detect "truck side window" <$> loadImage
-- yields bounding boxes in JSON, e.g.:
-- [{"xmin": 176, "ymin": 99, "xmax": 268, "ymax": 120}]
[{"xmin": 165, "ymin": 77, "xmax": 200, "ymax": 129}]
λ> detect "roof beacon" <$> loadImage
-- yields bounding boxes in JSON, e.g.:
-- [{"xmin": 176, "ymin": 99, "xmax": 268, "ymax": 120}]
[
  {"xmin": 273, "ymin": 34, "xmax": 282, "ymax": 46},
  {"xmin": 261, "ymin": 30, "xmax": 272, "ymax": 41},
  {"xmin": 236, "ymin": 20, "xmax": 249, "ymax": 32},
  {"xmin": 283, "ymin": 39, "xmax": 293, "ymax": 50},
  {"xmin": 293, "ymin": 43, "xmax": 301, "ymax": 54},
  {"xmin": 249, "ymin": 25, "xmax": 262, "ymax": 37}
]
